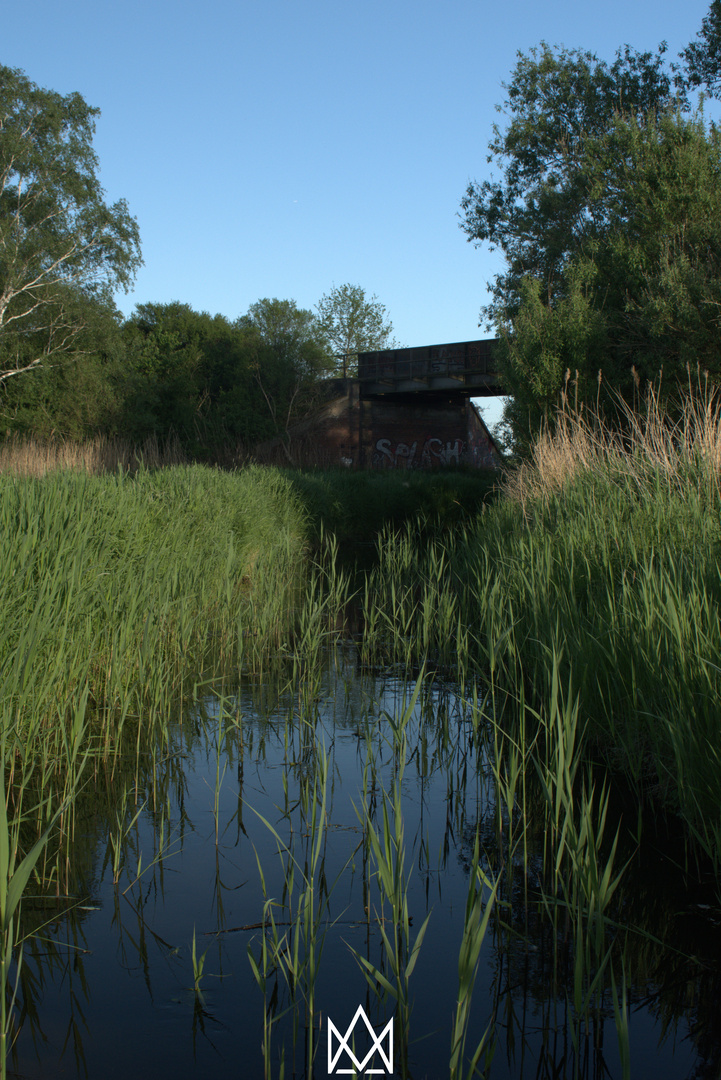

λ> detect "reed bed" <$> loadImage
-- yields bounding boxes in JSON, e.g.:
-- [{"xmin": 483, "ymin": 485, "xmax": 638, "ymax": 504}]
[
  {"xmin": 360, "ymin": 384, "xmax": 721, "ymax": 873},
  {"xmin": 505, "ymin": 377, "xmax": 721, "ymax": 507},
  {"xmin": 1, "ymin": 393, "xmax": 719, "ymax": 1076},
  {"xmin": 0, "ymin": 463, "xmax": 322, "ymax": 882},
  {"xmin": 0, "ymin": 433, "xmax": 188, "ymax": 476}
]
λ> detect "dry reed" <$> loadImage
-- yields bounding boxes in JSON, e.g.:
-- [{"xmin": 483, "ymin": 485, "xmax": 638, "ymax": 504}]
[
  {"xmin": 504, "ymin": 377, "xmax": 721, "ymax": 506},
  {"xmin": 0, "ymin": 434, "xmax": 187, "ymax": 477}
]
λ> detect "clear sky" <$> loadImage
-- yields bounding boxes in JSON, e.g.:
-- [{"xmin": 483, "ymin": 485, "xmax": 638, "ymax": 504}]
[{"xmin": 4, "ymin": 0, "xmax": 715, "ymax": 428}]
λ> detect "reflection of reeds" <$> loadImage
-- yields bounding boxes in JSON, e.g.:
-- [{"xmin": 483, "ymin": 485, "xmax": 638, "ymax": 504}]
[
  {"xmin": 350, "ymin": 678, "xmax": 431, "ymax": 1079},
  {"xmin": 449, "ymin": 838, "xmax": 499, "ymax": 1080},
  {"xmin": 248, "ymin": 741, "xmax": 340, "ymax": 1078}
]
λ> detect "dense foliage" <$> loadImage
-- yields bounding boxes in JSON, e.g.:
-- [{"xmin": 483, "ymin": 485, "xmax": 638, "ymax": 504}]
[
  {"xmin": 0, "ymin": 64, "xmax": 141, "ymax": 385},
  {"xmin": 0, "ymin": 278, "xmax": 386, "ymax": 457},
  {"xmin": 316, "ymin": 283, "xmax": 396, "ymax": 376},
  {"xmin": 461, "ymin": 7, "xmax": 721, "ymax": 449}
]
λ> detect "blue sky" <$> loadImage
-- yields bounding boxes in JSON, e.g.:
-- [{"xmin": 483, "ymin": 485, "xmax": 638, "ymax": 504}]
[{"xmin": 4, "ymin": 0, "xmax": 715, "ymax": 428}]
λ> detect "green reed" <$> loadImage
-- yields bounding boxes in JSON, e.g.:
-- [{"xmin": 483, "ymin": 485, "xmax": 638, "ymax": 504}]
[
  {"xmin": 349, "ymin": 678, "xmax": 431, "ymax": 1078},
  {"xmin": 0, "ymin": 462, "xmax": 311, "ymax": 791},
  {"xmin": 449, "ymin": 838, "xmax": 499, "ymax": 1080},
  {"xmin": 359, "ymin": 401, "xmax": 721, "ymax": 880},
  {"xmin": 0, "ymin": 740, "xmax": 76, "ymax": 1080},
  {"xmin": 248, "ymin": 736, "xmax": 343, "ymax": 1078}
]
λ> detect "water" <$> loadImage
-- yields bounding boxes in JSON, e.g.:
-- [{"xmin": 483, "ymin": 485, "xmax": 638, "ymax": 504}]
[{"xmin": 9, "ymin": 653, "xmax": 720, "ymax": 1078}]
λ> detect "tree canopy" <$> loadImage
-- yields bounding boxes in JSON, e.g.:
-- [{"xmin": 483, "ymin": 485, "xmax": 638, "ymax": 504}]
[
  {"xmin": 681, "ymin": 0, "xmax": 721, "ymax": 97},
  {"xmin": 458, "ymin": 37, "xmax": 721, "ymax": 449},
  {"xmin": 0, "ymin": 64, "xmax": 142, "ymax": 385},
  {"xmin": 460, "ymin": 43, "xmax": 678, "ymax": 324},
  {"xmin": 316, "ymin": 284, "xmax": 396, "ymax": 376},
  {"xmin": 240, "ymin": 298, "xmax": 334, "ymax": 456}
]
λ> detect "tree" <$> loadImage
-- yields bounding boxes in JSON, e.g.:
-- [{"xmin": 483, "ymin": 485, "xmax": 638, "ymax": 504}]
[
  {"xmin": 0, "ymin": 287, "xmax": 128, "ymax": 439},
  {"xmin": 240, "ymin": 298, "xmax": 334, "ymax": 458},
  {"xmin": 491, "ymin": 108, "xmax": 721, "ymax": 449},
  {"xmin": 315, "ymin": 284, "xmax": 396, "ymax": 377},
  {"xmin": 681, "ymin": 0, "xmax": 721, "ymax": 97},
  {"xmin": 458, "ymin": 43, "xmax": 691, "ymax": 447},
  {"xmin": 0, "ymin": 64, "xmax": 141, "ymax": 384},
  {"xmin": 242, "ymin": 297, "xmax": 331, "ymax": 380},
  {"xmin": 460, "ymin": 44, "xmax": 678, "ymax": 325},
  {"xmin": 121, "ymin": 302, "xmax": 264, "ymax": 450}
]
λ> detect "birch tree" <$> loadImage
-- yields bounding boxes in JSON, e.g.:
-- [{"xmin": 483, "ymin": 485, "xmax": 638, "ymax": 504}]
[{"xmin": 0, "ymin": 64, "xmax": 141, "ymax": 383}]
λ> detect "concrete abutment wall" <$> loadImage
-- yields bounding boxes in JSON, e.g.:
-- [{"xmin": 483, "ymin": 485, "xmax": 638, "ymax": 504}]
[{"xmin": 257, "ymin": 379, "xmax": 502, "ymax": 469}]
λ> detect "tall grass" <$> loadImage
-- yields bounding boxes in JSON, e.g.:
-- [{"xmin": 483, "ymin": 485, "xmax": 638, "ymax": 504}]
[
  {"xmin": 360, "ymin": 383, "xmax": 721, "ymax": 872},
  {"xmin": 0, "ymin": 464, "xmax": 314, "ymax": 938},
  {"xmin": 505, "ymin": 377, "xmax": 721, "ymax": 508},
  {"xmin": 1, "ymin": 393, "xmax": 719, "ymax": 1074},
  {"xmin": 0, "ymin": 433, "xmax": 187, "ymax": 476}
]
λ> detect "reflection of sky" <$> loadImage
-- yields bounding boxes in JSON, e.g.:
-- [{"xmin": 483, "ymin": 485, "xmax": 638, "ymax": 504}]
[{"xmin": 10, "ymin": 657, "xmax": 709, "ymax": 1080}]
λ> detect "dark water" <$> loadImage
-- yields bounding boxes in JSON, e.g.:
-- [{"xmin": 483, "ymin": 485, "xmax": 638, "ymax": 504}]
[{"xmin": 10, "ymin": 655, "xmax": 721, "ymax": 1079}]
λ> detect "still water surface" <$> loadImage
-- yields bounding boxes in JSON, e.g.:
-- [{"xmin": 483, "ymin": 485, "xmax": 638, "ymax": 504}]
[{"xmin": 10, "ymin": 654, "xmax": 719, "ymax": 1078}]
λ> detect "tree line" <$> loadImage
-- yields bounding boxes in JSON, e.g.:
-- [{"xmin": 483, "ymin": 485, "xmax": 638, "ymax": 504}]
[
  {"xmin": 0, "ymin": 62, "xmax": 395, "ymax": 456},
  {"xmin": 460, "ymin": 1, "xmax": 721, "ymax": 450},
  {"xmin": 0, "ymin": 290, "xmax": 394, "ymax": 456},
  {"xmin": 0, "ymin": 289, "xmax": 394, "ymax": 456},
  {"xmin": 7, "ymin": 0, "xmax": 721, "ymax": 461}
]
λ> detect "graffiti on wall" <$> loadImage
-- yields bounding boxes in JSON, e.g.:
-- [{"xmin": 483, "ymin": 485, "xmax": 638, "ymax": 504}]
[
  {"xmin": 372, "ymin": 432, "xmax": 499, "ymax": 469},
  {"xmin": 372, "ymin": 437, "xmax": 463, "ymax": 469},
  {"xmin": 466, "ymin": 434, "xmax": 499, "ymax": 469}
]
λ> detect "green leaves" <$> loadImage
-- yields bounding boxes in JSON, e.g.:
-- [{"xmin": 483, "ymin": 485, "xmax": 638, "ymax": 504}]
[
  {"xmin": 315, "ymin": 284, "xmax": 396, "ymax": 377},
  {"xmin": 450, "ymin": 851, "xmax": 499, "ymax": 1080},
  {"xmin": 0, "ymin": 64, "xmax": 141, "ymax": 383},
  {"xmin": 459, "ymin": 40, "xmax": 721, "ymax": 447},
  {"xmin": 0, "ymin": 745, "xmax": 66, "ymax": 1080},
  {"xmin": 460, "ymin": 42, "xmax": 676, "ymax": 299},
  {"xmin": 0, "ymin": 773, "xmax": 51, "ymax": 940},
  {"xmin": 681, "ymin": 0, "xmax": 721, "ymax": 97}
]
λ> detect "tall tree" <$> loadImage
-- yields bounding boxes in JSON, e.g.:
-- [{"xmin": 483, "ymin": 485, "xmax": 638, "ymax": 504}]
[
  {"xmin": 241, "ymin": 298, "xmax": 333, "ymax": 458},
  {"xmin": 681, "ymin": 0, "xmax": 721, "ymax": 97},
  {"xmin": 0, "ymin": 64, "xmax": 141, "ymax": 384},
  {"xmin": 490, "ymin": 109, "xmax": 721, "ymax": 449},
  {"xmin": 315, "ymin": 284, "xmax": 396, "ymax": 377},
  {"xmin": 459, "ymin": 44, "xmax": 690, "ymax": 448},
  {"xmin": 460, "ymin": 44, "xmax": 677, "ymax": 326}
]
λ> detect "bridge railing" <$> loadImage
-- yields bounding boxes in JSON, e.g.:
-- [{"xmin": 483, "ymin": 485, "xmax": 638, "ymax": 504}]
[{"xmin": 357, "ymin": 339, "xmax": 497, "ymax": 383}]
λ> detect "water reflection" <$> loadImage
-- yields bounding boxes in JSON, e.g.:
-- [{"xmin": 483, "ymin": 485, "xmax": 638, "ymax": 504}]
[{"xmin": 9, "ymin": 652, "xmax": 720, "ymax": 1079}]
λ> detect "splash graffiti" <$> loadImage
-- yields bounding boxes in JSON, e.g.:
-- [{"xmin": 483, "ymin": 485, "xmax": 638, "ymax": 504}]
[{"xmin": 372, "ymin": 437, "xmax": 464, "ymax": 469}]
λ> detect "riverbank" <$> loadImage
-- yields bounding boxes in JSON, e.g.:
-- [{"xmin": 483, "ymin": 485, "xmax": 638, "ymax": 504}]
[{"xmin": 1, "ymin": 396, "xmax": 720, "ymax": 1077}]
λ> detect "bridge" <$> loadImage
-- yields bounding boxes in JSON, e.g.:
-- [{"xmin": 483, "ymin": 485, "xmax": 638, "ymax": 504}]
[
  {"xmin": 256, "ymin": 339, "xmax": 504, "ymax": 469},
  {"xmin": 357, "ymin": 338, "xmax": 502, "ymax": 397}
]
